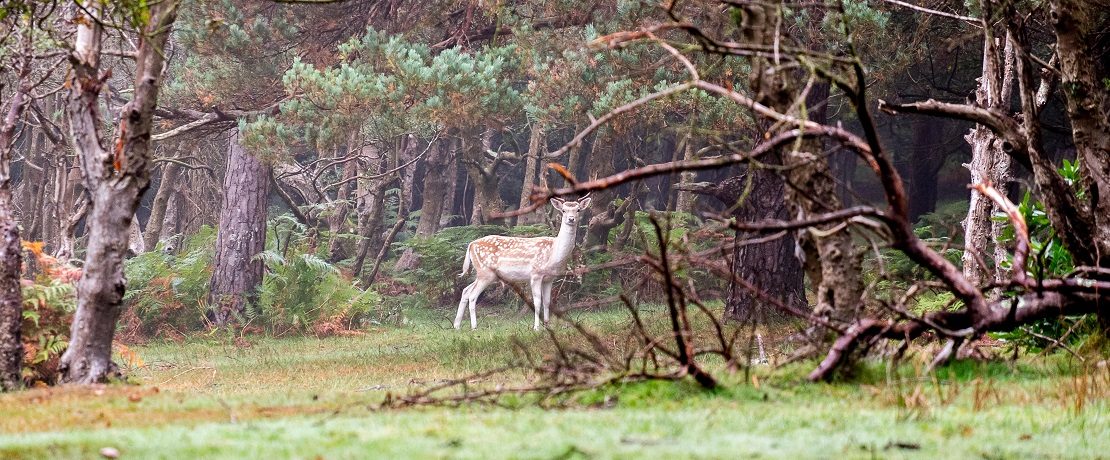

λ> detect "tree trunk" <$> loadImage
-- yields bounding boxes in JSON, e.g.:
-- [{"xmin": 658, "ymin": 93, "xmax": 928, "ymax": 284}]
[
  {"xmin": 60, "ymin": 1, "xmax": 178, "ymax": 384},
  {"xmin": 1049, "ymin": 0, "xmax": 1110, "ymax": 261},
  {"xmin": 16, "ymin": 128, "xmax": 45, "ymax": 242},
  {"xmin": 582, "ymin": 130, "xmax": 615, "ymax": 245},
  {"xmin": 440, "ymin": 150, "xmax": 459, "ymax": 228},
  {"xmin": 208, "ymin": 129, "xmax": 270, "ymax": 326},
  {"xmin": 416, "ymin": 138, "xmax": 451, "ymax": 237},
  {"xmin": 743, "ymin": 4, "xmax": 861, "ymax": 324},
  {"xmin": 397, "ymin": 135, "xmax": 418, "ymax": 223},
  {"xmin": 517, "ymin": 125, "xmax": 545, "ymax": 225},
  {"xmin": 0, "ymin": 59, "xmax": 32, "ymax": 391},
  {"xmin": 128, "ymin": 213, "xmax": 146, "ymax": 255},
  {"xmin": 906, "ymin": 116, "xmax": 945, "ymax": 221},
  {"xmin": 159, "ymin": 184, "xmax": 182, "ymax": 244},
  {"xmin": 53, "ymin": 162, "xmax": 83, "ymax": 258},
  {"xmin": 327, "ymin": 145, "xmax": 358, "ymax": 263},
  {"xmin": 961, "ymin": 33, "xmax": 1015, "ymax": 286},
  {"xmin": 564, "ymin": 126, "xmax": 588, "ymax": 184},
  {"xmin": 1048, "ymin": 0, "xmax": 1110, "ymax": 332},
  {"xmin": 674, "ymin": 134, "xmax": 698, "ymax": 214},
  {"xmin": 144, "ymin": 162, "xmax": 181, "ymax": 249},
  {"xmin": 395, "ymin": 137, "xmax": 451, "ymax": 271},
  {"xmin": 722, "ymin": 173, "xmax": 807, "ymax": 323},
  {"xmin": 351, "ymin": 143, "xmax": 387, "ymax": 279},
  {"xmin": 0, "ymin": 183, "xmax": 21, "ymax": 392},
  {"xmin": 467, "ymin": 130, "xmax": 505, "ymax": 226},
  {"xmin": 611, "ymin": 193, "xmax": 640, "ymax": 252}
]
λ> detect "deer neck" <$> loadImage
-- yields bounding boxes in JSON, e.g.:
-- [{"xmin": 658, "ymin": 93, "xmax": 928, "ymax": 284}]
[{"xmin": 547, "ymin": 219, "xmax": 578, "ymax": 268}]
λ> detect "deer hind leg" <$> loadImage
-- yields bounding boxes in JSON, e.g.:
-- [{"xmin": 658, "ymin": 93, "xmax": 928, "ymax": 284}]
[
  {"xmin": 467, "ymin": 276, "xmax": 494, "ymax": 330},
  {"xmin": 454, "ymin": 281, "xmax": 476, "ymax": 330},
  {"xmin": 541, "ymin": 279, "xmax": 554, "ymax": 325}
]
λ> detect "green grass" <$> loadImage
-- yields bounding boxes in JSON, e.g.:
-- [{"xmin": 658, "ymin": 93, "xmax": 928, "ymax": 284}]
[{"xmin": 0, "ymin": 307, "xmax": 1107, "ymax": 459}]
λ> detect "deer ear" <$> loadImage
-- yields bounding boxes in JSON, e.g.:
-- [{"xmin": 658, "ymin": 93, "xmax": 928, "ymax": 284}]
[
  {"xmin": 550, "ymin": 197, "xmax": 565, "ymax": 211},
  {"xmin": 579, "ymin": 197, "xmax": 592, "ymax": 209}
]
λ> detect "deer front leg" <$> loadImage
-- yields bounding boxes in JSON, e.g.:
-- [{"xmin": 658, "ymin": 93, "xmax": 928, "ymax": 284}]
[
  {"xmin": 541, "ymin": 279, "xmax": 554, "ymax": 325},
  {"xmin": 454, "ymin": 281, "xmax": 475, "ymax": 330},
  {"xmin": 530, "ymin": 276, "xmax": 544, "ymax": 331}
]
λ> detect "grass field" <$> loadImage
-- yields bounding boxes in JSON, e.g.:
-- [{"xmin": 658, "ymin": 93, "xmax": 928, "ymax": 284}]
[{"xmin": 0, "ymin": 307, "xmax": 1107, "ymax": 459}]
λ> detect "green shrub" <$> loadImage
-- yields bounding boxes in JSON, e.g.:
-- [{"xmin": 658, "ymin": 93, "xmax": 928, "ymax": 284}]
[
  {"xmin": 913, "ymin": 200, "xmax": 969, "ymax": 241},
  {"xmin": 124, "ymin": 217, "xmax": 382, "ymax": 337},
  {"xmin": 124, "ymin": 226, "xmax": 216, "ymax": 336},
  {"xmin": 20, "ymin": 278, "xmax": 75, "ymax": 383},
  {"xmin": 253, "ymin": 248, "xmax": 381, "ymax": 335},
  {"xmin": 990, "ymin": 159, "xmax": 1092, "ymax": 351},
  {"xmin": 19, "ymin": 242, "xmax": 77, "ymax": 384}
]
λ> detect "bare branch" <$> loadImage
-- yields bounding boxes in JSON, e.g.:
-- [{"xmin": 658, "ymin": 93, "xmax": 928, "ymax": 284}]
[{"xmin": 875, "ymin": 0, "xmax": 980, "ymax": 25}]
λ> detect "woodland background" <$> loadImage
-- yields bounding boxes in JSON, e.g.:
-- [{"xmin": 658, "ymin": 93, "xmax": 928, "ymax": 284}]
[{"xmin": 0, "ymin": 0, "xmax": 1108, "ymax": 456}]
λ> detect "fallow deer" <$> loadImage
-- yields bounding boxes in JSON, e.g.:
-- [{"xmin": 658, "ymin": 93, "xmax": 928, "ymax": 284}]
[{"xmin": 455, "ymin": 196, "xmax": 592, "ymax": 330}]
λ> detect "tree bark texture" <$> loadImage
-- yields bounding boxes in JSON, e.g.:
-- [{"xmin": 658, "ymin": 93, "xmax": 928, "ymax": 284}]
[
  {"xmin": 208, "ymin": 129, "xmax": 270, "ymax": 325},
  {"xmin": 352, "ymin": 143, "xmax": 387, "ymax": 278},
  {"xmin": 961, "ymin": 32, "xmax": 1015, "ymax": 286},
  {"xmin": 0, "ymin": 52, "xmax": 32, "ymax": 391},
  {"xmin": 674, "ymin": 135, "xmax": 698, "ymax": 214},
  {"xmin": 743, "ymin": 4, "xmax": 862, "ymax": 322},
  {"xmin": 1049, "ymin": 0, "xmax": 1110, "ymax": 265},
  {"xmin": 416, "ymin": 138, "xmax": 451, "ymax": 237},
  {"xmin": 159, "ymin": 182, "xmax": 183, "ymax": 243},
  {"xmin": 583, "ymin": 131, "xmax": 616, "ymax": 245},
  {"xmin": 517, "ymin": 125, "xmax": 545, "ymax": 225},
  {"xmin": 725, "ymin": 173, "xmax": 807, "ymax": 322},
  {"xmin": 395, "ymin": 138, "xmax": 451, "ymax": 271},
  {"xmin": 440, "ymin": 151, "xmax": 460, "ymax": 227},
  {"xmin": 466, "ymin": 130, "xmax": 505, "ymax": 225},
  {"xmin": 45, "ymin": 151, "xmax": 82, "ymax": 258},
  {"xmin": 396, "ymin": 134, "xmax": 418, "ymax": 223},
  {"xmin": 128, "ymin": 213, "xmax": 146, "ymax": 255},
  {"xmin": 1048, "ymin": 0, "xmax": 1110, "ymax": 331},
  {"xmin": 0, "ymin": 178, "xmax": 20, "ymax": 391},
  {"xmin": 15, "ymin": 129, "xmax": 45, "ymax": 242},
  {"xmin": 673, "ymin": 172, "xmax": 807, "ymax": 322},
  {"xmin": 60, "ymin": 1, "xmax": 178, "ymax": 384},
  {"xmin": 144, "ymin": 161, "xmax": 181, "ymax": 249},
  {"xmin": 326, "ymin": 145, "xmax": 358, "ymax": 263}
]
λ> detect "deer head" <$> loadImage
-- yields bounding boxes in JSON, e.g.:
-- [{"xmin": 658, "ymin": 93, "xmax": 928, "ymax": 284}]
[{"xmin": 549, "ymin": 195, "xmax": 592, "ymax": 226}]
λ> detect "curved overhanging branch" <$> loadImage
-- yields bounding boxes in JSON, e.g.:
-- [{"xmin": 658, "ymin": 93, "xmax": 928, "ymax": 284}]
[
  {"xmin": 878, "ymin": 96, "xmax": 1097, "ymax": 265},
  {"xmin": 808, "ymin": 291, "xmax": 1102, "ymax": 381},
  {"xmin": 877, "ymin": 99, "xmax": 1032, "ymax": 170},
  {"xmin": 491, "ymin": 125, "xmax": 873, "ymax": 220}
]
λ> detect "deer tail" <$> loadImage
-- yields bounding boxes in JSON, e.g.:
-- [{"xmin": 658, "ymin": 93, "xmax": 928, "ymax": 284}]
[{"xmin": 459, "ymin": 243, "xmax": 473, "ymax": 278}]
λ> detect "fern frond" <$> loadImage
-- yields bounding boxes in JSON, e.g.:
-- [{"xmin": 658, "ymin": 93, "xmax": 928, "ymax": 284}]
[{"xmin": 255, "ymin": 250, "xmax": 288, "ymax": 267}]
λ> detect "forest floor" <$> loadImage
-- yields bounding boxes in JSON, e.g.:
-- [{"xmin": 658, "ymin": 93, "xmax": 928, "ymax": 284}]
[{"xmin": 0, "ymin": 306, "xmax": 1107, "ymax": 459}]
